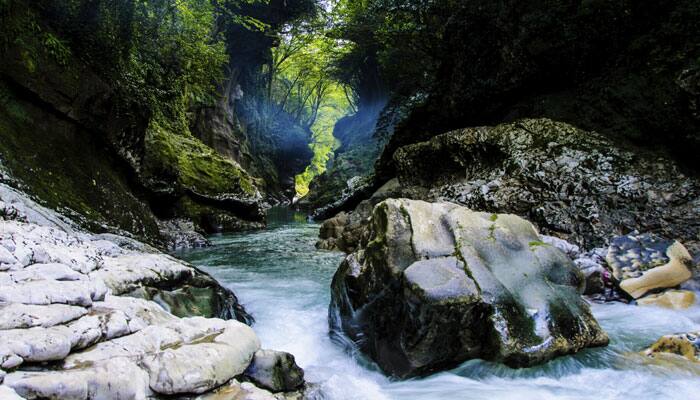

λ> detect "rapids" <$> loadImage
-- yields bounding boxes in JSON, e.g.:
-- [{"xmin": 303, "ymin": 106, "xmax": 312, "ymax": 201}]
[{"xmin": 179, "ymin": 209, "xmax": 700, "ymax": 400}]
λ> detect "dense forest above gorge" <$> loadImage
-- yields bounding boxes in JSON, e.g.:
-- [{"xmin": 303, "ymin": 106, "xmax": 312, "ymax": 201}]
[{"xmin": 0, "ymin": 0, "xmax": 698, "ymax": 249}]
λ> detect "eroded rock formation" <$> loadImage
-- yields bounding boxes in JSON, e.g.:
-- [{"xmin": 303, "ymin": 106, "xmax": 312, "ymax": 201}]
[
  {"xmin": 0, "ymin": 183, "xmax": 303, "ymax": 398},
  {"xmin": 330, "ymin": 199, "xmax": 608, "ymax": 378}
]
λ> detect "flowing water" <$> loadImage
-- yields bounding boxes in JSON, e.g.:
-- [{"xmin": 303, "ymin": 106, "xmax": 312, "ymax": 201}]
[{"xmin": 180, "ymin": 209, "xmax": 700, "ymax": 400}]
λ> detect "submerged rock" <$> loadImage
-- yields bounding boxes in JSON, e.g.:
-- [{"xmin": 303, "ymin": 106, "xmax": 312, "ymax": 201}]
[
  {"xmin": 329, "ymin": 199, "xmax": 608, "ymax": 378},
  {"xmin": 644, "ymin": 332, "xmax": 700, "ymax": 363},
  {"xmin": 636, "ymin": 290, "xmax": 696, "ymax": 309},
  {"xmin": 607, "ymin": 233, "xmax": 695, "ymax": 299}
]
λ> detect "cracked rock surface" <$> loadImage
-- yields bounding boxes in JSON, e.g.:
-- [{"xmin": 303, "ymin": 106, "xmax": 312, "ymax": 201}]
[{"xmin": 0, "ymin": 183, "xmax": 301, "ymax": 398}]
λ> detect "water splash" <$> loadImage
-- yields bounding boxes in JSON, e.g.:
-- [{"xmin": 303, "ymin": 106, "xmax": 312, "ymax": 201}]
[{"xmin": 180, "ymin": 211, "xmax": 700, "ymax": 400}]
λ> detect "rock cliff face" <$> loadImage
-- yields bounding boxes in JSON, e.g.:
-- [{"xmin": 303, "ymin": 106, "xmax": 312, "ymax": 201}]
[
  {"xmin": 0, "ymin": 37, "xmax": 266, "ymax": 247},
  {"xmin": 330, "ymin": 199, "xmax": 608, "ymax": 377},
  {"xmin": 0, "ymin": 0, "xmax": 317, "ymax": 247}
]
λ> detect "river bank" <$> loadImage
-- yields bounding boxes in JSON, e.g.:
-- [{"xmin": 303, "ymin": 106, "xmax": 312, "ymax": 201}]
[{"xmin": 0, "ymin": 184, "xmax": 304, "ymax": 399}]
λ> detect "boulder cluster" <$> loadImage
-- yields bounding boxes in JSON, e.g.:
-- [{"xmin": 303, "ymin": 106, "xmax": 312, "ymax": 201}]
[
  {"xmin": 322, "ymin": 118, "xmax": 700, "ymax": 378},
  {"xmin": 0, "ymin": 183, "xmax": 304, "ymax": 399}
]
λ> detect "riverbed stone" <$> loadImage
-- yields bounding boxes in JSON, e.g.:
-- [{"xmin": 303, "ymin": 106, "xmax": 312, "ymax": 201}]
[
  {"xmin": 607, "ymin": 233, "xmax": 694, "ymax": 298},
  {"xmin": 644, "ymin": 332, "xmax": 700, "ymax": 363},
  {"xmin": 4, "ymin": 357, "xmax": 152, "ymax": 399},
  {"xmin": 243, "ymin": 349, "xmax": 305, "ymax": 392},
  {"xmin": 636, "ymin": 290, "xmax": 696, "ymax": 309},
  {"xmin": 330, "ymin": 199, "xmax": 609, "ymax": 378},
  {"xmin": 198, "ymin": 379, "xmax": 301, "ymax": 400}
]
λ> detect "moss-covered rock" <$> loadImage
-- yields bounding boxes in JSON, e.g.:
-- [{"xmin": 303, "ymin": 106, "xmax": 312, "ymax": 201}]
[{"xmin": 644, "ymin": 332, "xmax": 700, "ymax": 363}]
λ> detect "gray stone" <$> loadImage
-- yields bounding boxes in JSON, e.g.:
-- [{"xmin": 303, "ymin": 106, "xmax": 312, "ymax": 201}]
[
  {"xmin": 0, "ymin": 303, "xmax": 88, "ymax": 330},
  {"xmin": 4, "ymin": 357, "xmax": 151, "ymax": 400},
  {"xmin": 330, "ymin": 199, "xmax": 608, "ymax": 378},
  {"xmin": 243, "ymin": 349, "xmax": 305, "ymax": 392}
]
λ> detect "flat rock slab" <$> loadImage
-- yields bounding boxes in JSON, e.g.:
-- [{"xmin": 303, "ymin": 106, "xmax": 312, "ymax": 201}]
[{"xmin": 0, "ymin": 303, "xmax": 88, "ymax": 330}]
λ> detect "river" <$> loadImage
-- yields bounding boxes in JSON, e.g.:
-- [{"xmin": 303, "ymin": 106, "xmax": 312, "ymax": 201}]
[{"xmin": 179, "ymin": 208, "xmax": 700, "ymax": 400}]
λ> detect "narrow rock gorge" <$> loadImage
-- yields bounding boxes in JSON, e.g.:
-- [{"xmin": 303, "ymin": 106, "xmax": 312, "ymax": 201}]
[{"xmin": 1, "ymin": 0, "xmax": 699, "ymax": 399}]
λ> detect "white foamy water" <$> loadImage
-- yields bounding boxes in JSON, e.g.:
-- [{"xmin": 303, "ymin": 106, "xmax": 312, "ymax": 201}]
[{"xmin": 180, "ymin": 210, "xmax": 700, "ymax": 400}]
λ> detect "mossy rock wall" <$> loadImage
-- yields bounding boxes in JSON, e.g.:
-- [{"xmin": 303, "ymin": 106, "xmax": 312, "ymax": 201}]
[
  {"xmin": 0, "ymin": 20, "xmax": 267, "ymax": 240},
  {"xmin": 0, "ymin": 78, "xmax": 162, "ymax": 243}
]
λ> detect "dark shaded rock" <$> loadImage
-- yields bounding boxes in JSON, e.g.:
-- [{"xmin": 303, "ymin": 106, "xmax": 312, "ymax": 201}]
[
  {"xmin": 318, "ymin": 119, "xmax": 700, "ymax": 260},
  {"xmin": 156, "ymin": 218, "xmax": 210, "ymax": 252},
  {"xmin": 330, "ymin": 198, "xmax": 608, "ymax": 378},
  {"xmin": 315, "ymin": 178, "xmax": 401, "ymax": 252},
  {"xmin": 125, "ymin": 269, "xmax": 253, "ymax": 325},
  {"xmin": 243, "ymin": 349, "xmax": 305, "ymax": 392},
  {"xmin": 375, "ymin": 1, "xmax": 700, "ymax": 179},
  {"xmin": 389, "ymin": 119, "xmax": 700, "ymax": 251}
]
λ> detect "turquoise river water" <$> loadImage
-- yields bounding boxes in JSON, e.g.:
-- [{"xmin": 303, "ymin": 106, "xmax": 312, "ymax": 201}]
[{"xmin": 179, "ymin": 209, "xmax": 700, "ymax": 400}]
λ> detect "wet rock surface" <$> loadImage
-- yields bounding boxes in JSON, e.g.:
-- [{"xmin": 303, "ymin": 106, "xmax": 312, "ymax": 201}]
[
  {"xmin": 330, "ymin": 198, "xmax": 609, "ymax": 378},
  {"xmin": 644, "ymin": 332, "xmax": 700, "ymax": 363},
  {"xmin": 0, "ymin": 183, "xmax": 300, "ymax": 398},
  {"xmin": 243, "ymin": 349, "xmax": 305, "ymax": 393}
]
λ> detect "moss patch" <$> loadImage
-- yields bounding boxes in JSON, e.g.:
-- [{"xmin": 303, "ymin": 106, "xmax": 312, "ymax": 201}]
[{"xmin": 143, "ymin": 117, "xmax": 258, "ymax": 198}]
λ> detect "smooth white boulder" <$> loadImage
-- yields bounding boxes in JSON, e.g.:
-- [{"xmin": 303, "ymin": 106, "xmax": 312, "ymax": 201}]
[
  {"xmin": 6, "ymin": 263, "xmax": 85, "ymax": 283},
  {"xmin": 0, "ymin": 246, "xmax": 17, "ymax": 265},
  {"xmin": 90, "ymin": 253, "xmax": 193, "ymax": 295},
  {"xmin": 0, "ymin": 385, "xmax": 24, "ymax": 400},
  {"xmin": 92, "ymin": 295, "xmax": 176, "ymax": 331},
  {"xmin": 0, "ymin": 327, "xmax": 73, "ymax": 366},
  {"xmin": 4, "ymin": 358, "xmax": 151, "ymax": 400}
]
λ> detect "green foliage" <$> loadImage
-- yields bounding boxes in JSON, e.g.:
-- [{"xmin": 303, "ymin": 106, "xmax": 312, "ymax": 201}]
[
  {"xmin": 1, "ymin": 0, "xmax": 230, "ymax": 121},
  {"xmin": 329, "ymin": 0, "xmax": 454, "ymax": 96},
  {"xmin": 260, "ymin": 5, "xmax": 354, "ymax": 197}
]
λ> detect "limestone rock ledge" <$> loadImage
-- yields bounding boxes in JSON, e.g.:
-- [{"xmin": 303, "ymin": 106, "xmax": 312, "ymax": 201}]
[{"xmin": 0, "ymin": 183, "xmax": 302, "ymax": 398}]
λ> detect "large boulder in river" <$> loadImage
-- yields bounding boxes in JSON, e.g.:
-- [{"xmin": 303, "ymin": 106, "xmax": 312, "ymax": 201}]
[{"xmin": 329, "ymin": 199, "xmax": 609, "ymax": 378}]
